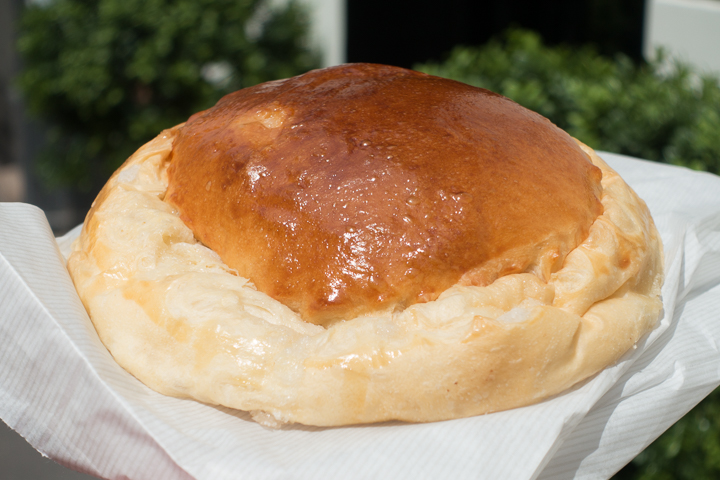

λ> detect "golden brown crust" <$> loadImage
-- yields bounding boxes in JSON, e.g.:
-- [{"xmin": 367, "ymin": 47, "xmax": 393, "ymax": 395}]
[{"xmin": 166, "ymin": 64, "xmax": 603, "ymax": 325}]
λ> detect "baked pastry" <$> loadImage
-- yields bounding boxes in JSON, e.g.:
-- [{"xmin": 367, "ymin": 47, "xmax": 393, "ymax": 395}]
[{"xmin": 67, "ymin": 63, "xmax": 664, "ymax": 427}]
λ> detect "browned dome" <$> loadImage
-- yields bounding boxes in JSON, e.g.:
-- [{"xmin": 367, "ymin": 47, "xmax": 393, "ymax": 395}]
[{"xmin": 165, "ymin": 63, "xmax": 603, "ymax": 326}]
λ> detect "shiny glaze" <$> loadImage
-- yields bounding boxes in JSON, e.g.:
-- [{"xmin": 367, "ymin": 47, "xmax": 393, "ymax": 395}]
[{"xmin": 166, "ymin": 63, "xmax": 603, "ymax": 325}]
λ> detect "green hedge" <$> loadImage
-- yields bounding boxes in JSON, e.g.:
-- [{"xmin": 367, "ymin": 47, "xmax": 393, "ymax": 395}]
[
  {"xmin": 17, "ymin": 0, "xmax": 319, "ymax": 191},
  {"xmin": 415, "ymin": 29, "xmax": 720, "ymax": 174}
]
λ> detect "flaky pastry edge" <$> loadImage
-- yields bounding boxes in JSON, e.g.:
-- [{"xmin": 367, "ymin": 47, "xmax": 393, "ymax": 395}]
[{"xmin": 67, "ymin": 126, "xmax": 664, "ymax": 427}]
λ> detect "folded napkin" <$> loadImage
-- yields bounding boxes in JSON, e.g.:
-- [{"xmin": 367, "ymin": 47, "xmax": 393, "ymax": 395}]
[{"xmin": 1, "ymin": 152, "xmax": 720, "ymax": 480}]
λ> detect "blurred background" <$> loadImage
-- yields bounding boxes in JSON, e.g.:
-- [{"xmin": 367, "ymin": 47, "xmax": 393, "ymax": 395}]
[{"xmin": 1, "ymin": 0, "xmax": 720, "ymax": 478}]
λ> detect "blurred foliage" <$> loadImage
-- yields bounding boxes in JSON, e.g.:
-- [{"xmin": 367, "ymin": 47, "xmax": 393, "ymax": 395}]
[
  {"xmin": 17, "ymin": 0, "xmax": 319, "ymax": 191},
  {"xmin": 419, "ymin": 29, "xmax": 720, "ymax": 479},
  {"xmin": 416, "ymin": 29, "xmax": 720, "ymax": 174}
]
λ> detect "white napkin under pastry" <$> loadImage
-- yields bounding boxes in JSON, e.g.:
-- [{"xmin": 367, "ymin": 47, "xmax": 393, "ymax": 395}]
[{"xmin": 1, "ymin": 152, "xmax": 720, "ymax": 480}]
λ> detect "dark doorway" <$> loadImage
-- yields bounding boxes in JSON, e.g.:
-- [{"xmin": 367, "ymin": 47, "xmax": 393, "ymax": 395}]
[{"xmin": 346, "ymin": 0, "xmax": 646, "ymax": 68}]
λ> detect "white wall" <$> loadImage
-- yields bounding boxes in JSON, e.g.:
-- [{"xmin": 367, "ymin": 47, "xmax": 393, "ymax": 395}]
[
  {"xmin": 644, "ymin": 0, "xmax": 720, "ymax": 74},
  {"xmin": 302, "ymin": 0, "xmax": 346, "ymax": 67},
  {"xmin": 264, "ymin": 0, "xmax": 346, "ymax": 67}
]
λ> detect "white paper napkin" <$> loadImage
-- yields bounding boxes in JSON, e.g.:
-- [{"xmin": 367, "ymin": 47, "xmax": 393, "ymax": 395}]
[{"xmin": 1, "ymin": 152, "xmax": 720, "ymax": 480}]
